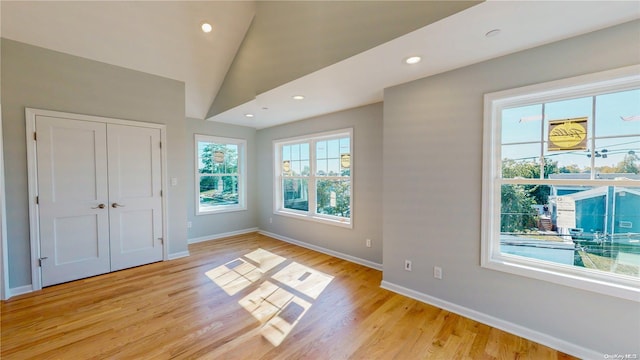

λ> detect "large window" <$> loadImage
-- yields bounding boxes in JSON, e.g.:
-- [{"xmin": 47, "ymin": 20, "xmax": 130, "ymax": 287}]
[
  {"xmin": 482, "ymin": 65, "xmax": 640, "ymax": 301},
  {"xmin": 195, "ymin": 135, "xmax": 246, "ymax": 214},
  {"xmin": 274, "ymin": 129, "xmax": 352, "ymax": 227}
]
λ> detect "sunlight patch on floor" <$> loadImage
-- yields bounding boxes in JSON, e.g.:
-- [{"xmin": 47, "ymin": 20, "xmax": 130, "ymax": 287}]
[
  {"xmin": 204, "ymin": 248, "xmax": 287, "ymax": 296},
  {"xmin": 205, "ymin": 248, "xmax": 334, "ymax": 347},
  {"xmin": 245, "ymin": 248, "xmax": 286, "ymax": 273},
  {"xmin": 271, "ymin": 262, "xmax": 334, "ymax": 300}
]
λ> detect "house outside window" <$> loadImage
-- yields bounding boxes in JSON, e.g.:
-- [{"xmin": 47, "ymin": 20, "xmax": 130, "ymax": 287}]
[
  {"xmin": 274, "ymin": 129, "xmax": 352, "ymax": 227},
  {"xmin": 482, "ymin": 65, "xmax": 640, "ymax": 301},
  {"xmin": 195, "ymin": 135, "xmax": 246, "ymax": 214}
]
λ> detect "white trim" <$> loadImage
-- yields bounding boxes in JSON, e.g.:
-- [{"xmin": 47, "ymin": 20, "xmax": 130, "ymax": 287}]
[
  {"xmin": 194, "ymin": 134, "xmax": 247, "ymax": 215},
  {"xmin": 481, "ymin": 65, "xmax": 640, "ymax": 302},
  {"xmin": 259, "ymin": 230, "xmax": 382, "ymax": 271},
  {"xmin": 25, "ymin": 108, "xmax": 170, "ymax": 291},
  {"xmin": 25, "ymin": 109, "xmax": 41, "ymax": 290},
  {"xmin": 0, "ymin": 104, "xmax": 8, "ymax": 300},
  {"xmin": 273, "ymin": 128, "xmax": 353, "ymax": 228},
  {"xmin": 167, "ymin": 251, "xmax": 190, "ymax": 260},
  {"xmin": 188, "ymin": 227, "xmax": 259, "ymax": 244},
  {"xmin": 160, "ymin": 126, "xmax": 169, "ymax": 262},
  {"xmin": 380, "ymin": 280, "xmax": 601, "ymax": 360},
  {"xmin": 8, "ymin": 284, "xmax": 34, "ymax": 298}
]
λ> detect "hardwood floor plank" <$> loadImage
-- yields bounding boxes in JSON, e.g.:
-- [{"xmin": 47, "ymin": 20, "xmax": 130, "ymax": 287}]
[{"xmin": 1, "ymin": 233, "xmax": 578, "ymax": 359}]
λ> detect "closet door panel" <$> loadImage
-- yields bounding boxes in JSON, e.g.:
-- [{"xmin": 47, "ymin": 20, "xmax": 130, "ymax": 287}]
[
  {"xmin": 108, "ymin": 124, "xmax": 163, "ymax": 271},
  {"xmin": 36, "ymin": 116, "xmax": 110, "ymax": 286}
]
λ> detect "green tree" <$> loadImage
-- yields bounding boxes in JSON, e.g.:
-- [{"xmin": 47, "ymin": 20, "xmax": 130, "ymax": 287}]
[
  {"xmin": 501, "ymin": 158, "xmax": 558, "ymax": 205},
  {"xmin": 500, "ymin": 184, "xmax": 537, "ymax": 233},
  {"xmin": 316, "ymin": 180, "xmax": 350, "ymax": 218},
  {"xmin": 199, "ymin": 143, "xmax": 239, "ymax": 205},
  {"xmin": 500, "ymin": 158, "xmax": 563, "ymax": 233},
  {"xmin": 559, "ymin": 164, "xmax": 582, "ymax": 173},
  {"xmin": 614, "ymin": 153, "xmax": 640, "ymax": 174}
]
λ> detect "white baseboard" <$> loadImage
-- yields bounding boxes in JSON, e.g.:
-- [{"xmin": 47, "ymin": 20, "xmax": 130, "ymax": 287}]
[
  {"xmin": 167, "ymin": 251, "xmax": 190, "ymax": 260},
  {"xmin": 259, "ymin": 230, "xmax": 383, "ymax": 271},
  {"xmin": 8, "ymin": 284, "xmax": 34, "ymax": 298},
  {"xmin": 188, "ymin": 227, "xmax": 259, "ymax": 244},
  {"xmin": 380, "ymin": 280, "xmax": 600, "ymax": 360}
]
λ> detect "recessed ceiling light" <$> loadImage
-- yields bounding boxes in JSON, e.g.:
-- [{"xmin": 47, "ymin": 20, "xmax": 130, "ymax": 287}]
[
  {"xmin": 244, "ymin": 113, "xmax": 254, "ymax": 118},
  {"xmin": 201, "ymin": 22, "xmax": 213, "ymax": 33},
  {"xmin": 404, "ymin": 56, "xmax": 421, "ymax": 65},
  {"xmin": 485, "ymin": 29, "xmax": 501, "ymax": 38},
  {"xmin": 292, "ymin": 95, "xmax": 305, "ymax": 100}
]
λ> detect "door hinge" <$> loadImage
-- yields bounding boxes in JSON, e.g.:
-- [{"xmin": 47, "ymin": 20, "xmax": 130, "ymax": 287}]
[
  {"xmin": 159, "ymin": 141, "xmax": 162, "ymax": 149},
  {"xmin": 38, "ymin": 257, "xmax": 48, "ymax": 267},
  {"xmin": 36, "ymin": 196, "xmax": 39, "ymax": 205},
  {"xmin": 34, "ymin": 132, "xmax": 37, "ymax": 141},
  {"xmin": 160, "ymin": 190, "xmax": 163, "ymax": 197}
]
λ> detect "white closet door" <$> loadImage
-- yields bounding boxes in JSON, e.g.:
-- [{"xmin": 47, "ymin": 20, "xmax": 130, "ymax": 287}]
[
  {"xmin": 36, "ymin": 116, "xmax": 110, "ymax": 286},
  {"xmin": 107, "ymin": 124, "xmax": 163, "ymax": 271}
]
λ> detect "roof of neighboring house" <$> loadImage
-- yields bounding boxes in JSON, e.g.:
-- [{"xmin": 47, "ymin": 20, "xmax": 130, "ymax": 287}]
[
  {"xmin": 549, "ymin": 173, "xmax": 640, "ymax": 180},
  {"xmin": 558, "ymin": 186, "xmax": 640, "ymax": 201}
]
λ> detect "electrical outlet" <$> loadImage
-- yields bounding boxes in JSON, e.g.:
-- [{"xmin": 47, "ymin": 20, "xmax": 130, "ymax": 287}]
[
  {"xmin": 404, "ymin": 260, "xmax": 412, "ymax": 271},
  {"xmin": 269, "ymin": 217, "xmax": 273, "ymax": 224},
  {"xmin": 434, "ymin": 266, "xmax": 443, "ymax": 279},
  {"xmin": 366, "ymin": 238, "xmax": 371, "ymax": 247},
  {"xmin": 187, "ymin": 221, "xmax": 192, "ymax": 228}
]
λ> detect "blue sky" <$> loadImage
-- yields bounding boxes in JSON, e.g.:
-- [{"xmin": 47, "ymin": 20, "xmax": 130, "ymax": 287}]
[{"xmin": 501, "ymin": 88, "xmax": 640, "ymax": 170}]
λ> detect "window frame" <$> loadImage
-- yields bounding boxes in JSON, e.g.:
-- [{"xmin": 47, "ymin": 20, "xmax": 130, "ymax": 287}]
[
  {"xmin": 195, "ymin": 134, "xmax": 247, "ymax": 215},
  {"xmin": 481, "ymin": 65, "xmax": 640, "ymax": 302},
  {"xmin": 273, "ymin": 128, "xmax": 353, "ymax": 228}
]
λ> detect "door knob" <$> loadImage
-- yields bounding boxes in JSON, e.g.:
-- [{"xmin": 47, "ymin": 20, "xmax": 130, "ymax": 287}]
[
  {"xmin": 112, "ymin": 203, "xmax": 125, "ymax": 208},
  {"xmin": 92, "ymin": 204, "xmax": 106, "ymax": 209}
]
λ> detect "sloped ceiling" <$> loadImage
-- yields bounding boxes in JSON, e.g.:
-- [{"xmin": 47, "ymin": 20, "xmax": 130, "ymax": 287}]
[
  {"xmin": 1, "ymin": 1, "xmax": 256, "ymax": 119},
  {"xmin": 210, "ymin": 1, "xmax": 639, "ymax": 128},
  {"xmin": 207, "ymin": 0, "xmax": 479, "ymax": 118},
  {"xmin": 1, "ymin": 1, "xmax": 639, "ymax": 127}
]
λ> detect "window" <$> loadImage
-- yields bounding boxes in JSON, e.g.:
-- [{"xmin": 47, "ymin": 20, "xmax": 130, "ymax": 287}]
[
  {"xmin": 482, "ymin": 65, "xmax": 640, "ymax": 301},
  {"xmin": 274, "ymin": 129, "xmax": 352, "ymax": 227},
  {"xmin": 195, "ymin": 135, "xmax": 246, "ymax": 214}
]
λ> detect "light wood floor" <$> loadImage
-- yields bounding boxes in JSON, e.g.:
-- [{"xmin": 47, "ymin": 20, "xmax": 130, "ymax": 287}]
[{"xmin": 1, "ymin": 233, "xmax": 577, "ymax": 359}]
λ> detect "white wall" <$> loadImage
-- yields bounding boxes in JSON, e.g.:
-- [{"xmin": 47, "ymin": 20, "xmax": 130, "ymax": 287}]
[
  {"xmin": 257, "ymin": 103, "xmax": 383, "ymax": 265},
  {"xmin": 382, "ymin": 20, "xmax": 640, "ymax": 356},
  {"xmin": 185, "ymin": 118, "xmax": 258, "ymax": 241},
  {"xmin": 1, "ymin": 39, "xmax": 188, "ymax": 288}
]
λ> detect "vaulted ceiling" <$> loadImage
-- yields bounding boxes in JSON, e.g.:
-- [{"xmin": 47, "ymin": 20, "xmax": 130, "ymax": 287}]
[{"xmin": 2, "ymin": 1, "xmax": 639, "ymax": 128}]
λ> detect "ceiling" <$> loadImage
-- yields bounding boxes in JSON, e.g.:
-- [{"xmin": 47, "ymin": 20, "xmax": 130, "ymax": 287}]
[
  {"xmin": 2, "ymin": 1, "xmax": 639, "ymax": 128},
  {"xmin": 1, "ymin": 1, "xmax": 256, "ymax": 119}
]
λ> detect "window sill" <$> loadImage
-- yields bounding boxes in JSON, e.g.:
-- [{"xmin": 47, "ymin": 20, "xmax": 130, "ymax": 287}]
[
  {"xmin": 275, "ymin": 209, "xmax": 352, "ymax": 229},
  {"xmin": 482, "ymin": 254, "xmax": 640, "ymax": 302},
  {"xmin": 197, "ymin": 205, "xmax": 247, "ymax": 216}
]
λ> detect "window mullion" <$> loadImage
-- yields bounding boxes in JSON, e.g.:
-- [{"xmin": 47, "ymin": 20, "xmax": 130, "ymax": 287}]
[
  {"xmin": 309, "ymin": 140, "xmax": 317, "ymax": 216},
  {"xmin": 483, "ymin": 66, "xmax": 640, "ymax": 301},
  {"xmin": 590, "ymin": 95, "xmax": 597, "ymax": 180}
]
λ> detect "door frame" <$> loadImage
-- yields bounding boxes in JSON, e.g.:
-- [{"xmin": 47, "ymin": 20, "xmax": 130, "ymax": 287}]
[
  {"xmin": 0, "ymin": 105, "xmax": 9, "ymax": 300},
  {"xmin": 26, "ymin": 108, "xmax": 169, "ymax": 291}
]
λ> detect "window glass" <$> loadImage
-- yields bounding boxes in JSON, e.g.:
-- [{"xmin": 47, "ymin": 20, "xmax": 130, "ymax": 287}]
[
  {"xmin": 501, "ymin": 104, "xmax": 543, "ymax": 144},
  {"xmin": 595, "ymin": 89, "xmax": 640, "ymax": 137},
  {"xmin": 593, "ymin": 136, "xmax": 640, "ymax": 174},
  {"xmin": 283, "ymin": 178, "xmax": 309, "ymax": 212},
  {"xmin": 276, "ymin": 130, "xmax": 352, "ymax": 226},
  {"xmin": 196, "ymin": 135, "xmax": 245, "ymax": 214},
  {"xmin": 500, "ymin": 184, "xmax": 640, "ymax": 278},
  {"xmin": 316, "ymin": 179, "xmax": 351, "ymax": 218},
  {"xmin": 501, "ymin": 143, "xmax": 542, "ymax": 179},
  {"xmin": 484, "ymin": 67, "xmax": 640, "ymax": 300}
]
